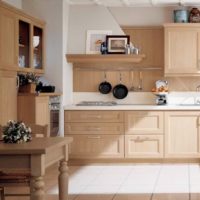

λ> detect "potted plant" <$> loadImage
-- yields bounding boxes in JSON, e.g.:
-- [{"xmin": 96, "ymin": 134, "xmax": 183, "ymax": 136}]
[
  {"xmin": 18, "ymin": 73, "xmax": 39, "ymax": 93},
  {"xmin": 2, "ymin": 120, "xmax": 32, "ymax": 143}
]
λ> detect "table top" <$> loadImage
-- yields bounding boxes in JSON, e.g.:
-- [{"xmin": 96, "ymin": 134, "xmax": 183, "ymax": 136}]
[{"xmin": 0, "ymin": 137, "xmax": 73, "ymax": 155}]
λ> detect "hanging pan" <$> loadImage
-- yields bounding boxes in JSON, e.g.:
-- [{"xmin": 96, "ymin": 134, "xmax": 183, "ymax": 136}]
[
  {"xmin": 113, "ymin": 73, "xmax": 128, "ymax": 99},
  {"xmin": 99, "ymin": 72, "xmax": 112, "ymax": 94}
]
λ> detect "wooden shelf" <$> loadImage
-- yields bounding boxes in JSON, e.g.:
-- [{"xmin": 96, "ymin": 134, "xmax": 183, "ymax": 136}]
[{"xmin": 66, "ymin": 54, "xmax": 146, "ymax": 64}]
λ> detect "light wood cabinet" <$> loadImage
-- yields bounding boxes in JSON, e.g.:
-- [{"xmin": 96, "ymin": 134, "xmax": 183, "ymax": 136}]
[
  {"xmin": 68, "ymin": 135, "xmax": 124, "ymax": 159},
  {"xmin": 64, "ymin": 110, "xmax": 124, "ymax": 159},
  {"xmin": 165, "ymin": 111, "xmax": 200, "ymax": 158},
  {"xmin": 18, "ymin": 95, "xmax": 50, "ymax": 136},
  {"xmin": 125, "ymin": 111, "xmax": 164, "ymax": 134},
  {"xmin": 164, "ymin": 24, "xmax": 200, "ymax": 76},
  {"xmin": 0, "ymin": 71, "xmax": 17, "ymax": 125},
  {"xmin": 0, "ymin": 6, "xmax": 18, "ymax": 70},
  {"xmin": 65, "ymin": 111, "xmax": 123, "ymax": 123},
  {"xmin": 65, "ymin": 122, "xmax": 124, "ymax": 135},
  {"xmin": 0, "ymin": 1, "xmax": 45, "ymax": 74},
  {"xmin": 125, "ymin": 135, "xmax": 163, "ymax": 158}
]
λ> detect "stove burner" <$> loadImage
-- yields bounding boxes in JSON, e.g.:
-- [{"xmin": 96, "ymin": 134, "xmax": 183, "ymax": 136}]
[{"xmin": 76, "ymin": 101, "xmax": 117, "ymax": 106}]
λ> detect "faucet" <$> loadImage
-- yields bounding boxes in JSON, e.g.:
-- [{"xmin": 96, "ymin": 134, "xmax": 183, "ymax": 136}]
[{"xmin": 197, "ymin": 85, "xmax": 200, "ymax": 92}]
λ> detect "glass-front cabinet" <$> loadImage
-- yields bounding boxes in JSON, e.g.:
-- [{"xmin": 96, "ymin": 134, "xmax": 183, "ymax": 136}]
[{"xmin": 18, "ymin": 18, "xmax": 45, "ymax": 74}]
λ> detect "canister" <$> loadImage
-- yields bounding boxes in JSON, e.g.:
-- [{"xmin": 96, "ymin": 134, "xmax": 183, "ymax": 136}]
[{"xmin": 174, "ymin": 9, "xmax": 188, "ymax": 23}]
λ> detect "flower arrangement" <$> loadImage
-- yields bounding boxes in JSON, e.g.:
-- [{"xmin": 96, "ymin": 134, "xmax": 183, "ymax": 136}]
[
  {"xmin": 2, "ymin": 120, "xmax": 32, "ymax": 143},
  {"xmin": 18, "ymin": 73, "xmax": 39, "ymax": 86}
]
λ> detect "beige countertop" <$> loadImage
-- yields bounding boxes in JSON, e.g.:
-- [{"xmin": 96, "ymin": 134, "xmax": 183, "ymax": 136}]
[{"xmin": 64, "ymin": 104, "xmax": 200, "ymax": 111}]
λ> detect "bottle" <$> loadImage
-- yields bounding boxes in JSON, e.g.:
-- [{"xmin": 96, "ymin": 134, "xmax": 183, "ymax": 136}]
[{"xmin": 125, "ymin": 44, "xmax": 131, "ymax": 54}]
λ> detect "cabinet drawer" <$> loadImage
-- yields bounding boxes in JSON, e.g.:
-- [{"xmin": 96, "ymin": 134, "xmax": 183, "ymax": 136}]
[
  {"xmin": 68, "ymin": 135, "xmax": 124, "ymax": 159},
  {"xmin": 65, "ymin": 111, "xmax": 123, "ymax": 122},
  {"xmin": 125, "ymin": 111, "xmax": 164, "ymax": 134},
  {"xmin": 65, "ymin": 123, "xmax": 124, "ymax": 135},
  {"xmin": 125, "ymin": 135, "xmax": 163, "ymax": 158}
]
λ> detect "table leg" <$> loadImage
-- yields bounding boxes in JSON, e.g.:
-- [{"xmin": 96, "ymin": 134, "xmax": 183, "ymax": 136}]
[
  {"xmin": 31, "ymin": 176, "xmax": 45, "ymax": 200},
  {"xmin": 58, "ymin": 160, "xmax": 69, "ymax": 200}
]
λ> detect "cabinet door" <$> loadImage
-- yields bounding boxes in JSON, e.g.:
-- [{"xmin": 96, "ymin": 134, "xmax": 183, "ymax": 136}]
[
  {"xmin": 65, "ymin": 111, "xmax": 123, "ymax": 123},
  {"xmin": 125, "ymin": 111, "xmax": 164, "ymax": 134},
  {"xmin": 0, "ymin": 71, "xmax": 17, "ymax": 125},
  {"xmin": 165, "ymin": 25, "xmax": 200, "ymax": 75},
  {"xmin": 0, "ymin": 7, "xmax": 17, "ymax": 70},
  {"xmin": 68, "ymin": 135, "xmax": 124, "ymax": 159},
  {"xmin": 65, "ymin": 122, "xmax": 124, "ymax": 135},
  {"xmin": 125, "ymin": 135, "xmax": 163, "ymax": 158},
  {"xmin": 165, "ymin": 111, "xmax": 200, "ymax": 158}
]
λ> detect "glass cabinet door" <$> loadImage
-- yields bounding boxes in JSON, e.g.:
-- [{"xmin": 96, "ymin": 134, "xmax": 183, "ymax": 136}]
[
  {"xmin": 18, "ymin": 20, "xmax": 30, "ymax": 68},
  {"xmin": 33, "ymin": 26, "xmax": 43, "ymax": 69}
]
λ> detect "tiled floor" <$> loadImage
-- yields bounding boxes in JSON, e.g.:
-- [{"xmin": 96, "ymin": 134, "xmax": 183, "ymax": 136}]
[{"xmin": 5, "ymin": 163, "xmax": 200, "ymax": 200}]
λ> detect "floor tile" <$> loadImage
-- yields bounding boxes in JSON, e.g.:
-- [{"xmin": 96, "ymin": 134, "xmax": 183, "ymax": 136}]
[
  {"xmin": 154, "ymin": 184, "xmax": 189, "ymax": 193},
  {"xmin": 113, "ymin": 194, "xmax": 152, "ymax": 200}
]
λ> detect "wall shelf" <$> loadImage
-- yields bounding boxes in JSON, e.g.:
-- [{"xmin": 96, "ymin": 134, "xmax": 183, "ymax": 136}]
[{"xmin": 66, "ymin": 54, "xmax": 146, "ymax": 64}]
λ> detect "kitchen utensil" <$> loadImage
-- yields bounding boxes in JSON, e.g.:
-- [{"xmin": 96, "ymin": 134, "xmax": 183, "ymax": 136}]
[
  {"xmin": 99, "ymin": 72, "xmax": 112, "ymax": 94},
  {"xmin": 130, "ymin": 71, "xmax": 135, "ymax": 91},
  {"xmin": 138, "ymin": 71, "xmax": 143, "ymax": 91},
  {"xmin": 113, "ymin": 73, "xmax": 128, "ymax": 99}
]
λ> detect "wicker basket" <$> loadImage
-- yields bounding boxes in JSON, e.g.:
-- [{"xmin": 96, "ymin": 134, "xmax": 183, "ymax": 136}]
[{"xmin": 19, "ymin": 83, "xmax": 36, "ymax": 93}]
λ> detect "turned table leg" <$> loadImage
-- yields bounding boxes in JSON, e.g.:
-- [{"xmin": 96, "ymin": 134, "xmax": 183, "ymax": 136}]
[
  {"xmin": 31, "ymin": 176, "xmax": 45, "ymax": 200},
  {"xmin": 58, "ymin": 160, "xmax": 69, "ymax": 200}
]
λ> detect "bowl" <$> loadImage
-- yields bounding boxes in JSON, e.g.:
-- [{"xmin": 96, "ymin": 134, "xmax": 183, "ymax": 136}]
[{"xmin": 33, "ymin": 36, "xmax": 40, "ymax": 48}]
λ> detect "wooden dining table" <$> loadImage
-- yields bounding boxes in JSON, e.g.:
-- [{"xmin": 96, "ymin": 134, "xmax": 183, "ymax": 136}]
[{"xmin": 0, "ymin": 137, "xmax": 73, "ymax": 200}]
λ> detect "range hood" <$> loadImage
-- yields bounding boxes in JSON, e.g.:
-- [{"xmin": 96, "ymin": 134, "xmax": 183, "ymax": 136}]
[{"xmin": 67, "ymin": 0, "xmax": 200, "ymax": 7}]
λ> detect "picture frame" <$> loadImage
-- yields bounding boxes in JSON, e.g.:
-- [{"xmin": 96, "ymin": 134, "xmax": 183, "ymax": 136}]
[
  {"xmin": 86, "ymin": 30, "xmax": 112, "ymax": 54},
  {"xmin": 106, "ymin": 35, "xmax": 130, "ymax": 54}
]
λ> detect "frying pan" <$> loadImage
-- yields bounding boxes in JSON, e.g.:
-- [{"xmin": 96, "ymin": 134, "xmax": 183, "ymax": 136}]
[
  {"xmin": 99, "ymin": 72, "xmax": 112, "ymax": 94},
  {"xmin": 113, "ymin": 73, "xmax": 128, "ymax": 99}
]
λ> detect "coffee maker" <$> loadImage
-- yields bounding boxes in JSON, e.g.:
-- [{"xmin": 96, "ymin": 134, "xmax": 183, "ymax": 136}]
[{"xmin": 155, "ymin": 93, "xmax": 167, "ymax": 105}]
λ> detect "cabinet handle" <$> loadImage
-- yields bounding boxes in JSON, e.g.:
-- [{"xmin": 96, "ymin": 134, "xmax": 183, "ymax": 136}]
[
  {"xmin": 93, "ymin": 115, "xmax": 102, "ymax": 119},
  {"xmin": 134, "ymin": 136, "xmax": 149, "ymax": 142},
  {"xmin": 87, "ymin": 127, "xmax": 101, "ymax": 131},
  {"xmin": 87, "ymin": 136, "xmax": 101, "ymax": 139}
]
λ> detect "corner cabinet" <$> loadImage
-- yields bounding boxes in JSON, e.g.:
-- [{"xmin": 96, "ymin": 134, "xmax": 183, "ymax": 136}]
[
  {"xmin": 164, "ymin": 23, "xmax": 200, "ymax": 76},
  {"xmin": 165, "ymin": 111, "xmax": 200, "ymax": 158}
]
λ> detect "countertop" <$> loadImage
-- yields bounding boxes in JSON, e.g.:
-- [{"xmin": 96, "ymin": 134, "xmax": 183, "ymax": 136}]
[{"xmin": 64, "ymin": 104, "xmax": 200, "ymax": 111}]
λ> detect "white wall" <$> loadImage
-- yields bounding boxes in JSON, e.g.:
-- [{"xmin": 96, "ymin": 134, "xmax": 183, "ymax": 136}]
[
  {"xmin": 2, "ymin": 0, "xmax": 22, "ymax": 8},
  {"xmin": 22, "ymin": 0, "xmax": 72, "ymax": 135},
  {"xmin": 109, "ymin": 7, "xmax": 174, "ymax": 26},
  {"xmin": 67, "ymin": 5, "xmax": 124, "ymax": 53}
]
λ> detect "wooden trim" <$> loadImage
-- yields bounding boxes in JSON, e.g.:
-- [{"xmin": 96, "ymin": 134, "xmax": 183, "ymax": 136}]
[
  {"xmin": 164, "ymin": 23, "xmax": 200, "ymax": 28},
  {"xmin": 66, "ymin": 54, "xmax": 146, "ymax": 64},
  {"xmin": 121, "ymin": 26, "xmax": 163, "ymax": 30}
]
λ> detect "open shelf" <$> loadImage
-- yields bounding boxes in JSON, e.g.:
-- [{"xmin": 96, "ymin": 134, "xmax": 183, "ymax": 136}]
[{"xmin": 66, "ymin": 54, "xmax": 146, "ymax": 64}]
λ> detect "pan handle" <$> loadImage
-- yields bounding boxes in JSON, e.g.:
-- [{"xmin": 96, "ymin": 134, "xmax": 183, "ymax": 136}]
[
  {"xmin": 104, "ymin": 71, "xmax": 107, "ymax": 81},
  {"xmin": 119, "ymin": 72, "xmax": 122, "ymax": 83}
]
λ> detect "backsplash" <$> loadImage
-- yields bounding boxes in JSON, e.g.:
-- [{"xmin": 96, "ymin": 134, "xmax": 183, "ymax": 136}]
[{"xmin": 73, "ymin": 92, "xmax": 200, "ymax": 105}]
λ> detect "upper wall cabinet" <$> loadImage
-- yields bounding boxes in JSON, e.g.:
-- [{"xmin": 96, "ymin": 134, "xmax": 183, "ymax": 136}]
[
  {"xmin": 164, "ymin": 23, "xmax": 200, "ymax": 76},
  {"xmin": 0, "ymin": 2, "xmax": 45, "ymax": 74},
  {"xmin": 0, "ymin": 6, "xmax": 18, "ymax": 71}
]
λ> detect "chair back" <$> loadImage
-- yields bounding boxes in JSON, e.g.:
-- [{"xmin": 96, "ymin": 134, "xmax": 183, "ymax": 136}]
[{"xmin": 29, "ymin": 124, "xmax": 48, "ymax": 138}]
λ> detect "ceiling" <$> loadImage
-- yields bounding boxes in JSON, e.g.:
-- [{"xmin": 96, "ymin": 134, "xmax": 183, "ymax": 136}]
[{"xmin": 67, "ymin": 0, "xmax": 200, "ymax": 6}]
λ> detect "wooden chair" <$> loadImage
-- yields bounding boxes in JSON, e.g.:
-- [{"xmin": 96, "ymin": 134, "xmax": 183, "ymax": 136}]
[{"xmin": 0, "ymin": 124, "xmax": 48, "ymax": 200}]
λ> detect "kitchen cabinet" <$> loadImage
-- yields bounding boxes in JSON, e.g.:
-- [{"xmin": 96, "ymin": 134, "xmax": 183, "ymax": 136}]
[
  {"xmin": 164, "ymin": 23, "xmax": 200, "ymax": 76},
  {"xmin": 0, "ymin": 6, "xmax": 18, "ymax": 70},
  {"xmin": 18, "ymin": 95, "xmax": 50, "ymax": 136},
  {"xmin": 125, "ymin": 111, "xmax": 164, "ymax": 135},
  {"xmin": 64, "ymin": 110, "xmax": 124, "ymax": 159},
  {"xmin": 125, "ymin": 135, "xmax": 163, "ymax": 158},
  {"xmin": 165, "ymin": 111, "xmax": 200, "ymax": 158},
  {"xmin": 68, "ymin": 135, "xmax": 124, "ymax": 159},
  {"xmin": 125, "ymin": 111, "xmax": 164, "ymax": 158},
  {"xmin": 0, "ymin": 71, "xmax": 18, "ymax": 125},
  {"xmin": 0, "ymin": 1, "xmax": 45, "ymax": 74}
]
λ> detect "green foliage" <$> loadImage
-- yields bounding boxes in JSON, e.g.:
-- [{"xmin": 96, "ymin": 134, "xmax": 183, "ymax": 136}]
[{"xmin": 2, "ymin": 120, "xmax": 32, "ymax": 143}]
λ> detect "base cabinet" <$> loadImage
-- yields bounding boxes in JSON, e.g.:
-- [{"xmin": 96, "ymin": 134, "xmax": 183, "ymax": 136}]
[
  {"xmin": 0, "ymin": 71, "xmax": 17, "ymax": 125},
  {"xmin": 68, "ymin": 135, "xmax": 124, "ymax": 159},
  {"xmin": 165, "ymin": 111, "xmax": 200, "ymax": 158},
  {"xmin": 125, "ymin": 135, "xmax": 163, "ymax": 158}
]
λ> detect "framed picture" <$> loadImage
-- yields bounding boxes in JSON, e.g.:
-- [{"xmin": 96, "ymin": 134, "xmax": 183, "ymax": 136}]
[
  {"xmin": 86, "ymin": 30, "xmax": 112, "ymax": 54},
  {"xmin": 106, "ymin": 35, "xmax": 130, "ymax": 54}
]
